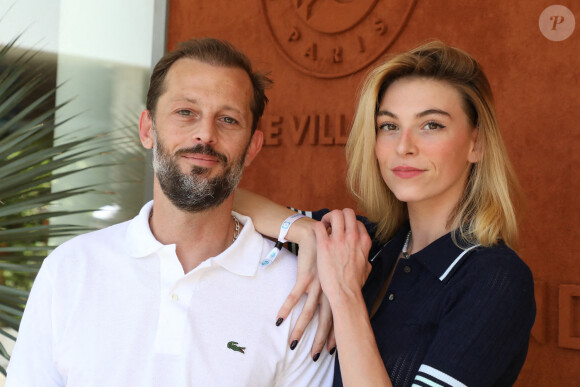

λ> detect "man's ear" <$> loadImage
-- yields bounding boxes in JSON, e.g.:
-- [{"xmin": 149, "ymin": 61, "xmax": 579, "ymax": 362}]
[
  {"xmin": 139, "ymin": 110, "xmax": 154, "ymax": 149},
  {"xmin": 244, "ymin": 130, "xmax": 264, "ymax": 167},
  {"xmin": 468, "ymin": 128, "xmax": 483, "ymax": 163}
]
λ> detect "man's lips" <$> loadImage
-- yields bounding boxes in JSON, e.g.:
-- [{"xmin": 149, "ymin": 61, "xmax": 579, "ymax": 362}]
[
  {"xmin": 392, "ymin": 166, "xmax": 425, "ymax": 178},
  {"xmin": 182, "ymin": 153, "xmax": 221, "ymax": 167},
  {"xmin": 175, "ymin": 144, "xmax": 228, "ymax": 168}
]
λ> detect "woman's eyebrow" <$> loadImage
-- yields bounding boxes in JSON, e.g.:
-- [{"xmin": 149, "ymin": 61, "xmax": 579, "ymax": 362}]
[
  {"xmin": 416, "ymin": 108, "xmax": 451, "ymax": 118},
  {"xmin": 376, "ymin": 109, "xmax": 451, "ymax": 119},
  {"xmin": 376, "ymin": 110, "xmax": 397, "ymax": 118}
]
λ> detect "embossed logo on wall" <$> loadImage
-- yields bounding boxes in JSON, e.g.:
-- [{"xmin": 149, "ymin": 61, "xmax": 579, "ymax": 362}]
[{"xmin": 262, "ymin": 0, "xmax": 417, "ymax": 78}]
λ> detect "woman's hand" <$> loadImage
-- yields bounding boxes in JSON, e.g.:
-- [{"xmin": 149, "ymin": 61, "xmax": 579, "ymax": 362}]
[
  {"xmin": 275, "ymin": 220, "xmax": 336, "ymax": 358},
  {"xmin": 314, "ymin": 210, "xmax": 391, "ymax": 387},
  {"xmin": 314, "ymin": 209, "xmax": 372, "ymax": 304}
]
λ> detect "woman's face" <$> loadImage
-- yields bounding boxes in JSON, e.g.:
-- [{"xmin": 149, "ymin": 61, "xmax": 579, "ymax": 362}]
[{"xmin": 375, "ymin": 77, "xmax": 480, "ymax": 209}]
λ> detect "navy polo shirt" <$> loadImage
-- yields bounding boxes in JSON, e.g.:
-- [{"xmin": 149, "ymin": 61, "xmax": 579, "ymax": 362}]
[{"xmin": 307, "ymin": 210, "xmax": 535, "ymax": 387}]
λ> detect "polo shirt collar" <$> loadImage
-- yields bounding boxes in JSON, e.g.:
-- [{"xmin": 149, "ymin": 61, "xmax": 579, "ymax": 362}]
[
  {"xmin": 413, "ymin": 232, "xmax": 463, "ymax": 281},
  {"xmin": 126, "ymin": 201, "xmax": 164, "ymax": 258},
  {"xmin": 125, "ymin": 202, "xmax": 263, "ymax": 277},
  {"xmin": 371, "ymin": 222, "xmax": 479, "ymax": 283},
  {"xmin": 211, "ymin": 212, "xmax": 263, "ymax": 277},
  {"xmin": 413, "ymin": 230, "xmax": 479, "ymax": 283}
]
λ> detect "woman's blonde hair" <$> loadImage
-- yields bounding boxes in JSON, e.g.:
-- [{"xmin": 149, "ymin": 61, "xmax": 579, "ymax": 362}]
[{"xmin": 346, "ymin": 41, "xmax": 520, "ymax": 249}]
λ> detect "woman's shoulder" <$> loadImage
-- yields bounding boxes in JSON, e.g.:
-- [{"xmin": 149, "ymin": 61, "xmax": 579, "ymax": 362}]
[
  {"xmin": 469, "ymin": 243, "xmax": 532, "ymax": 275},
  {"xmin": 455, "ymin": 242, "xmax": 535, "ymax": 296}
]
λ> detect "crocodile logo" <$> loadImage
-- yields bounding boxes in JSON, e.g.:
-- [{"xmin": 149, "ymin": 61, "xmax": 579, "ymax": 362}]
[{"xmin": 227, "ymin": 341, "xmax": 246, "ymax": 354}]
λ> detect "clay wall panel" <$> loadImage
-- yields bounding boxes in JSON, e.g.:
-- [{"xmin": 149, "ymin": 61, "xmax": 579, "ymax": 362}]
[{"xmin": 167, "ymin": 1, "xmax": 580, "ymax": 384}]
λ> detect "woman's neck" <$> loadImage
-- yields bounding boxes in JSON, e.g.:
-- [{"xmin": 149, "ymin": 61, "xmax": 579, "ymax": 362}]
[{"xmin": 406, "ymin": 201, "xmax": 456, "ymax": 254}]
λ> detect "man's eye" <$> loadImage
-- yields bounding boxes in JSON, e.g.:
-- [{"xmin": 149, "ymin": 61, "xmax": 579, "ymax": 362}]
[
  {"xmin": 222, "ymin": 116, "xmax": 238, "ymax": 125},
  {"xmin": 177, "ymin": 110, "xmax": 193, "ymax": 116}
]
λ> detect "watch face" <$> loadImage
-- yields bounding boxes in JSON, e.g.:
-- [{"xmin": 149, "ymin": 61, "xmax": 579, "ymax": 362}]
[{"xmin": 262, "ymin": 0, "xmax": 418, "ymax": 79}]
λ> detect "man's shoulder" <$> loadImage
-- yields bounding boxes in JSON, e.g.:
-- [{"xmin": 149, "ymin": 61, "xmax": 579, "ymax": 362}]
[
  {"xmin": 44, "ymin": 219, "xmax": 132, "ymax": 266},
  {"xmin": 57, "ymin": 219, "xmax": 130, "ymax": 249}
]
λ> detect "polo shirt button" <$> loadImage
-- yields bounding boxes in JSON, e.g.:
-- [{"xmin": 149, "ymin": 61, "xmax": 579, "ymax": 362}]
[
  {"xmin": 404, "ymin": 265, "xmax": 412, "ymax": 273},
  {"xmin": 388, "ymin": 293, "xmax": 395, "ymax": 301},
  {"xmin": 171, "ymin": 293, "xmax": 179, "ymax": 301}
]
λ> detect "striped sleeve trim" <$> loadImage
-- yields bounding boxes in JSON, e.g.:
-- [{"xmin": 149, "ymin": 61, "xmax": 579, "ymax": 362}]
[
  {"xmin": 286, "ymin": 208, "xmax": 312, "ymax": 255},
  {"xmin": 288, "ymin": 207, "xmax": 312, "ymax": 218},
  {"xmin": 413, "ymin": 364, "xmax": 467, "ymax": 387}
]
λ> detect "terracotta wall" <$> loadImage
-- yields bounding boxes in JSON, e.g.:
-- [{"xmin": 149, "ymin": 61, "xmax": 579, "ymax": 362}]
[{"xmin": 167, "ymin": 1, "xmax": 579, "ymax": 384}]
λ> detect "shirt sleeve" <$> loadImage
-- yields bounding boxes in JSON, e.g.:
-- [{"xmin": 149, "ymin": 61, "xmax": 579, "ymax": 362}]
[
  {"xmin": 5, "ymin": 258, "xmax": 64, "ymax": 387},
  {"xmin": 274, "ymin": 296, "xmax": 335, "ymax": 387},
  {"xmin": 413, "ymin": 249, "xmax": 536, "ymax": 387}
]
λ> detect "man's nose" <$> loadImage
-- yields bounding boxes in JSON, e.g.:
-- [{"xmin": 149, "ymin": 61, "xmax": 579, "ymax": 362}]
[{"xmin": 193, "ymin": 118, "xmax": 217, "ymax": 145}]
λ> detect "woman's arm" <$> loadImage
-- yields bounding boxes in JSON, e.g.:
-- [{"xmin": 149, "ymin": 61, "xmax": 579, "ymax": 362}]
[
  {"xmin": 233, "ymin": 188, "xmax": 335, "ymax": 357},
  {"xmin": 315, "ymin": 209, "xmax": 392, "ymax": 387}
]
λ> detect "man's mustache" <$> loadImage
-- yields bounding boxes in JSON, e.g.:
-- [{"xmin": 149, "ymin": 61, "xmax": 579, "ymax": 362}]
[{"xmin": 175, "ymin": 144, "xmax": 228, "ymax": 166}]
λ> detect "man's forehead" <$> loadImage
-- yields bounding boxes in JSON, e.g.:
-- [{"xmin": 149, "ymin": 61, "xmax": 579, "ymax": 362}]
[{"xmin": 163, "ymin": 58, "xmax": 252, "ymax": 104}]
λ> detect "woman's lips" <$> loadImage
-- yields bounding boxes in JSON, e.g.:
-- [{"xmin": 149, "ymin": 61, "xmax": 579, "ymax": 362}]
[{"xmin": 392, "ymin": 166, "xmax": 424, "ymax": 178}]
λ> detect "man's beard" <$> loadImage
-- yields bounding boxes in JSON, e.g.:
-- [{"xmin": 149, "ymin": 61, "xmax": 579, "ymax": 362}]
[{"xmin": 152, "ymin": 133, "xmax": 247, "ymax": 213}]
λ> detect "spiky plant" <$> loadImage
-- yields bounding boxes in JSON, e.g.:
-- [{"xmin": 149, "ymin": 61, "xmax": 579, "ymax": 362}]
[{"xmin": 0, "ymin": 37, "xmax": 120, "ymax": 374}]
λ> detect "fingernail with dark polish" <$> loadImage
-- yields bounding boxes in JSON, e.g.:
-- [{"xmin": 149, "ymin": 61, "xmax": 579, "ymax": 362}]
[
  {"xmin": 313, "ymin": 353, "xmax": 320, "ymax": 362},
  {"xmin": 275, "ymin": 317, "xmax": 283, "ymax": 326},
  {"xmin": 329, "ymin": 347, "xmax": 336, "ymax": 355},
  {"xmin": 290, "ymin": 340, "xmax": 298, "ymax": 350}
]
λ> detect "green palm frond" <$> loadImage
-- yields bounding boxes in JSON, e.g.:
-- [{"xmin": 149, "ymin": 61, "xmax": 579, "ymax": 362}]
[{"xmin": 0, "ymin": 37, "xmax": 126, "ymax": 374}]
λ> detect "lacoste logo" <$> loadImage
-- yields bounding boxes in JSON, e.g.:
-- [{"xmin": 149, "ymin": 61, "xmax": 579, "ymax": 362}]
[{"xmin": 227, "ymin": 341, "xmax": 246, "ymax": 354}]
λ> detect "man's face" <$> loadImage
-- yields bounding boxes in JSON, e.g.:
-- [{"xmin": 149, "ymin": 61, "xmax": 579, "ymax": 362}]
[
  {"xmin": 139, "ymin": 58, "xmax": 263, "ymax": 212},
  {"xmin": 151, "ymin": 129, "xmax": 248, "ymax": 212}
]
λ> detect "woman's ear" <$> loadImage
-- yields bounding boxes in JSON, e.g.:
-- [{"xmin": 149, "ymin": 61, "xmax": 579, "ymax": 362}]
[{"xmin": 468, "ymin": 128, "xmax": 483, "ymax": 163}]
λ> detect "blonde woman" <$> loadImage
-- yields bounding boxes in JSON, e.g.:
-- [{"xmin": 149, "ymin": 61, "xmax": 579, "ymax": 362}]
[{"xmin": 234, "ymin": 41, "xmax": 535, "ymax": 386}]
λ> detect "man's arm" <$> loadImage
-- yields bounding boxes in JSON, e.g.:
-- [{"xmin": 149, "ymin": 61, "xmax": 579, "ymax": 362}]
[{"xmin": 6, "ymin": 260, "xmax": 63, "ymax": 386}]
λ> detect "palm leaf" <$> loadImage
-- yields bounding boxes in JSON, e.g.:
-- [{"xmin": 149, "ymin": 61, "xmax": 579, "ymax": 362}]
[{"xmin": 0, "ymin": 38, "xmax": 132, "ymax": 374}]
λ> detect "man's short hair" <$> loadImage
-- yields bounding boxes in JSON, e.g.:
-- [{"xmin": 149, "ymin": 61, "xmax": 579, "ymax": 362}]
[{"xmin": 146, "ymin": 38, "xmax": 272, "ymax": 133}]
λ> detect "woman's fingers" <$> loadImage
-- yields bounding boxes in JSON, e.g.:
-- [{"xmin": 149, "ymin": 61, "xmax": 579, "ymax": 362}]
[
  {"xmin": 311, "ymin": 293, "xmax": 333, "ymax": 360},
  {"xmin": 357, "ymin": 220, "xmax": 373, "ymax": 278},
  {"xmin": 288, "ymin": 282, "xmax": 320, "ymax": 350},
  {"xmin": 276, "ymin": 274, "xmax": 311, "ymax": 326},
  {"xmin": 320, "ymin": 209, "xmax": 346, "ymax": 239},
  {"xmin": 327, "ymin": 324, "xmax": 336, "ymax": 354}
]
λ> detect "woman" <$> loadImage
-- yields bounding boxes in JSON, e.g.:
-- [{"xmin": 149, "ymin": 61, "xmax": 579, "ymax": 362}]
[{"xmin": 234, "ymin": 41, "xmax": 535, "ymax": 386}]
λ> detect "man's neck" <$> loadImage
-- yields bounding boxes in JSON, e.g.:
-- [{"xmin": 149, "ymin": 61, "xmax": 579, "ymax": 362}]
[{"xmin": 149, "ymin": 186, "xmax": 237, "ymax": 274}]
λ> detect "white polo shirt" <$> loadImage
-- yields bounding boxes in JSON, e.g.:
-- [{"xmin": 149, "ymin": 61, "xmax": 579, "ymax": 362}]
[{"xmin": 6, "ymin": 201, "xmax": 334, "ymax": 386}]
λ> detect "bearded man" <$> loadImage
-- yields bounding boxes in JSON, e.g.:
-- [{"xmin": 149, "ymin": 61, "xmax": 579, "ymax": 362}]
[{"xmin": 6, "ymin": 38, "xmax": 334, "ymax": 387}]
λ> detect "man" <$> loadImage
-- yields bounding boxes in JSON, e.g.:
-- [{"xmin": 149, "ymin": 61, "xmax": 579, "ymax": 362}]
[{"xmin": 6, "ymin": 38, "xmax": 334, "ymax": 386}]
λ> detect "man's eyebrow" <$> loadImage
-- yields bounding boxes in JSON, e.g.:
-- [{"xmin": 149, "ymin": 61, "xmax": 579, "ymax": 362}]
[{"xmin": 173, "ymin": 97, "xmax": 245, "ymax": 115}]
